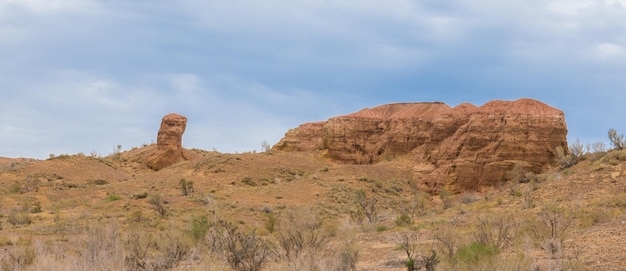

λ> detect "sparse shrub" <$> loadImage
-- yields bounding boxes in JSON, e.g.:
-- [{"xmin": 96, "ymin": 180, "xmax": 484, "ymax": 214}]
[
  {"xmin": 439, "ymin": 187, "xmax": 452, "ymax": 210},
  {"xmin": 575, "ymin": 205, "xmax": 616, "ymax": 228},
  {"xmin": 398, "ymin": 232, "xmax": 439, "ymax": 271},
  {"xmin": 537, "ymin": 204, "xmax": 572, "ymax": 242},
  {"xmin": 608, "ymin": 128, "xmax": 625, "ymax": 150},
  {"xmin": 178, "ymin": 178, "xmax": 195, "ymax": 195},
  {"xmin": 0, "ymin": 243, "xmax": 36, "ymax": 270},
  {"xmin": 9, "ymin": 182, "xmax": 22, "ymax": 194},
  {"xmin": 409, "ymin": 194, "xmax": 428, "ymax": 218},
  {"xmin": 522, "ymin": 188, "xmax": 535, "ymax": 209},
  {"xmin": 131, "ymin": 192, "xmax": 148, "ymax": 199},
  {"xmin": 8, "ymin": 209, "xmax": 32, "ymax": 226},
  {"xmin": 569, "ymin": 139, "xmax": 585, "ymax": 160},
  {"xmin": 435, "ymin": 223, "xmax": 460, "ymax": 259},
  {"xmin": 129, "ymin": 210, "xmax": 144, "ymax": 223},
  {"xmin": 265, "ymin": 213, "xmax": 276, "ymax": 233},
  {"xmin": 149, "ymin": 194, "xmax": 167, "ymax": 217},
  {"xmin": 277, "ymin": 209, "xmax": 331, "ymax": 270},
  {"xmin": 88, "ymin": 179, "xmax": 109, "ymax": 185},
  {"xmin": 242, "ymin": 177, "xmax": 257, "ymax": 186},
  {"xmin": 354, "ymin": 189, "xmax": 379, "ymax": 223},
  {"xmin": 456, "ymin": 242, "xmax": 499, "ymax": 265},
  {"xmin": 555, "ymin": 146, "xmax": 578, "ymax": 169},
  {"xmin": 191, "ymin": 215, "xmax": 210, "ymax": 243},
  {"xmin": 333, "ymin": 240, "xmax": 359, "ymax": 271},
  {"xmin": 210, "ymin": 220, "xmax": 274, "ymax": 271},
  {"xmin": 106, "ymin": 193, "xmax": 122, "ymax": 202},
  {"xmin": 473, "ymin": 215, "xmax": 515, "ymax": 250},
  {"xmin": 9, "ymin": 176, "xmax": 40, "ymax": 194},
  {"xmin": 376, "ymin": 225, "xmax": 388, "ymax": 232},
  {"xmin": 460, "ymin": 192, "xmax": 481, "ymax": 204},
  {"xmin": 261, "ymin": 141, "xmax": 271, "ymax": 153},
  {"xmin": 125, "ymin": 231, "xmax": 190, "ymax": 271},
  {"xmin": 29, "ymin": 201, "xmax": 42, "ymax": 213},
  {"xmin": 395, "ymin": 214, "xmax": 413, "ymax": 227}
]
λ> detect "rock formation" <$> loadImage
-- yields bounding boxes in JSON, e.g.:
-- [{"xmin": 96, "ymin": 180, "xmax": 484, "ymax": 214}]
[
  {"xmin": 147, "ymin": 113, "xmax": 190, "ymax": 170},
  {"xmin": 273, "ymin": 98, "xmax": 568, "ymax": 192}
]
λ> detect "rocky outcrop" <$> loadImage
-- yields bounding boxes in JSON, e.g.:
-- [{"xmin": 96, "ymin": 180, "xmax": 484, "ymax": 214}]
[
  {"xmin": 147, "ymin": 113, "xmax": 190, "ymax": 170},
  {"xmin": 273, "ymin": 98, "xmax": 568, "ymax": 191}
]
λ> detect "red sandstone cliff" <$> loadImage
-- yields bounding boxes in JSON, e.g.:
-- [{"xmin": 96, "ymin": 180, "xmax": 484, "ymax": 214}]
[{"xmin": 273, "ymin": 98, "xmax": 568, "ymax": 191}]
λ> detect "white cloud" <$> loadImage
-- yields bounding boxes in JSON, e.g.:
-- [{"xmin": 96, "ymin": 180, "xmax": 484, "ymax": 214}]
[
  {"xmin": 0, "ymin": 0, "xmax": 101, "ymax": 15},
  {"xmin": 593, "ymin": 43, "xmax": 626, "ymax": 61}
]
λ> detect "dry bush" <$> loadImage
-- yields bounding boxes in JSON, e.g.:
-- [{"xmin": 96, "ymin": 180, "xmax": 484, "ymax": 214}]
[
  {"xmin": 397, "ymin": 232, "xmax": 439, "ymax": 271},
  {"xmin": 209, "ymin": 220, "xmax": 274, "ymax": 271},
  {"xmin": 149, "ymin": 194, "xmax": 167, "ymax": 217},
  {"xmin": 277, "ymin": 209, "xmax": 331, "ymax": 271},
  {"xmin": 76, "ymin": 222, "xmax": 125, "ymax": 270},
  {"xmin": 435, "ymin": 223, "xmax": 460, "ymax": 259},
  {"xmin": 608, "ymin": 128, "xmax": 625, "ymax": 150},
  {"xmin": 331, "ymin": 240, "xmax": 359, "ymax": 271},
  {"xmin": 354, "ymin": 189, "xmax": 379, "ymax": 223},
  {"xmin": 0, "ymin": 241, "xmax": 36, "ymax": 271},
  {"xmin": 473, "ymin": 214, "xmax": 516, "ymax": 250},
  {"xmin": 8, "ymin": 208, "xmax": 33, "ymax": 227},
  {"xmin": 125, "ymin": 231, "xmax": 190, "ymax": 271},
  {"xmin": 554, "ymin": 146, "xmax": 578, "ymax": 169}
]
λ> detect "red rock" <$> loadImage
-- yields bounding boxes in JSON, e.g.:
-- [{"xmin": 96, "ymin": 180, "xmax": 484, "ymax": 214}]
[
  {"xmin": 146, "ymin": 113, "xmax": 190, "ymax": 170},
  {"xmin": 273, "ymin": 98, "xmax": 568, "ymax": 192}
]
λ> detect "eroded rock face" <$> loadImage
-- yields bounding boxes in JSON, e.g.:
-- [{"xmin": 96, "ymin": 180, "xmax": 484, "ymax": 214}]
[
  {"xmin": 273, "ymin": 98, "xmax": 568, "ymax": 191},
  {"xmin": 147, "ymin": 113, "xmax": 190, "ymax": 170}
]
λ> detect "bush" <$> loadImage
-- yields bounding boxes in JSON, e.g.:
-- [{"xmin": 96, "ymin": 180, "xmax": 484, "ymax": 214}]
[
  {"xmin": 395, "ymin": 214, "xmax": 413, "ymax": 227},
  {"xmin": 456, "ymin": 242, "xmax": 499, "ymax": 265},
  {"xmin": 354, "ymin": 189, "xmax": 379, "ymax": 223},
  {"xmin": 210, "ymin": 220, "xmax": 274, "ymax": 271},
  {"xmin": 608, "ymin": 128, "xmax": 625, "ymax": 150},
  {"xmin": 398, "ymin": 232, "xmax": 439, "ymax": 271},
  {"xmin": 180, "ymin": 178, "xmax": 194, "ymax": 196},
  {"xmin": 277, "ymin": 209, "xmax": 331, "ymax": 270},
  {"xmin": 8, "ymin": 210, "xmax": 32, "ymax": 226},
  {"xmin": 191, "ymin": 215, "xmax": 210, "ymax": 243},
  {"xmin": 131, "ymin": 192, "xmax": 148, "ymax": 199},
  {"xmin": 106, "ymin": 193, "xmax": 122, "ymax": 202},
  {"xmin": 149, "ymin": 194, "xmax": 167, "ymax": 217}
]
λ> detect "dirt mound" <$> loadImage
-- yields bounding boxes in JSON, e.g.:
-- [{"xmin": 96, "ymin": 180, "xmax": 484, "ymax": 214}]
[{"xmin": 273, "ymin": 98, "xmax": 568, "ymax": 191}]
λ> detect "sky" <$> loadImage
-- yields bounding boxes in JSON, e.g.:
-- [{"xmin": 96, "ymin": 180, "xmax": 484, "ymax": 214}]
[{"xmin": 1, "ymin": 0, "xmax": 626, "ymax": 159}]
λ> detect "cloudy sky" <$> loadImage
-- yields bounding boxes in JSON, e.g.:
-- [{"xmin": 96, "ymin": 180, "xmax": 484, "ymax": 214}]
[{"xmin": 1, "ymin": 0, "xmax": 626, "ymax": 159}]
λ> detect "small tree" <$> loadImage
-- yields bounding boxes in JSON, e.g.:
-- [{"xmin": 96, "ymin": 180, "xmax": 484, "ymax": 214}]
[
  {"xmin": 608, "ymin": 128, "xmax": 625, "ymax": 150},
  {"xmin": 354, "ymin": 190, "xmax": 379, "ymax": 223},
  {"xmin": 261, "ymin": 141, "xmax": 271, "ymax": 153}
]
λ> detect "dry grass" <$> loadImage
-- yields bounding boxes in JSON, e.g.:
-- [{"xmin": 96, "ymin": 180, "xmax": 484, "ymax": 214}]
[{"xmin": 0, "ymin": 147, "xmax": 625, "ymax": 270}]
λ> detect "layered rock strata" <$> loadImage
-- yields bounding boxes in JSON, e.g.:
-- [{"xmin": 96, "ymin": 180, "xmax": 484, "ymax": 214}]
[
  {"xmin": 273, "ymin": 98, "xmax": 568, "ymax": 191},
  {"xmin": 147, "ymin": 113, "xmax": 190, "ymax": 170}
]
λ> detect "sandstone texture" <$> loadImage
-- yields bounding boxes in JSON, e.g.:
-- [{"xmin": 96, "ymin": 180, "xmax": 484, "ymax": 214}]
[
  {"xmin": 273, "ymin": 98, "xmax": 568, "ymax": 191},
  {"xmin": 147, "ymin": 113, "xmax": 190, "ymax": 170}
]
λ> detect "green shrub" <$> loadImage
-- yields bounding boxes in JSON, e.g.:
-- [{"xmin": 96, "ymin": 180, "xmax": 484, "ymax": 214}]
[
  {"xmin": 456, "ymin": 242, "xmax": 499, "ymax": 265},
  {"xmin": 395, "ymin": 214, "xmax": 413, "ymax": 227},
  {"xmin": 191, "ymin": 215, "xmax": 210, "ymax": 243},
  {"xmin": 106, "ymin": 193, "xmax": 122, "ymax": 202}
]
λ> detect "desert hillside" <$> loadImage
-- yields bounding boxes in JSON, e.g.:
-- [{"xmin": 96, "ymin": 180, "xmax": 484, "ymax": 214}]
[{"xmin": 0, "ymin": 100, "xmax": 625, "ymax": 271}]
